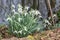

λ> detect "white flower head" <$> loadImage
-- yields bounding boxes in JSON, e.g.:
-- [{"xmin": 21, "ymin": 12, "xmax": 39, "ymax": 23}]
[
  {"xmin": 53, "ymin": 14, "xmax": 57, "ymax": 17},
  {"xmin": 17, "ymin": 4, "xmax": 22, "ymax": 13},
  {"xmin": 18, "ymin": 8, "xmax": 22, "ymax": 13},
  {"xmin": 24, "ymin": 27, "xmax": 27, "ymax": 31},
  {"xmin": 14, "ymin": 12, "xmax": 18, "ymax": 15},
  {"xmin": 48, "ymin": 17, "xmax": 51, "ymax": 20},
  {"xmin": 23, "ymin": 10, "xmax": 28, "ymax": 16},
  {"xmin": 18, "ymin": 4, "xmax": 22, "ymax": 8},
  {"xmin": 39, "ymin": 16, "xmax": 42, "ymax": 18},
  {"xmin": 30, "ymin": 9, "xmax": 41, "ymax": 16},
  {"xmin": 30, "ymin": 10, "xmax": 35, "ymax": 14},
  {"xmin": 37, "ymin": 28, "xmax": 40, "ymax": 31},
  {"xmin": 44, "ymin": 19, "xmax": 51, "ymax": 25},
  {"xmin": 18, "ymin": 18, "xmax": 22, "ymax": 22},
  {"xmin": 45, "ymin": 19, "xmax": 49, "ymax": 23},
  {"xmin": 13, "ymin": 30, "xmax": 18, "ymax": 33},
  {"xmin": 25, "ymin": 12, "xmax": 28, "ymax": 16},
  {"xmin": 11, "ymin": 4, "xmax": 15, "ymax": 8},
  {"xmin": 18, "ymin": 30, "xmax": 22, "ymax": 34},
  {"xmin": 24, "ymin": 6, "xmax": 30, "ymax": 10},
  {"xmin": 35, "ymin": 10, "xmax": 41, "ymax": 15},
  {"xmin": 12, "ymin": 9, "xmax": 15, "ymax": 12},
  {"xmin": 29, "ymin": 9, "xmax": 35, "ymax": 15},
  {"xmin": 6, "ymin": 17, "xmax": 12, "ymax": 21}
]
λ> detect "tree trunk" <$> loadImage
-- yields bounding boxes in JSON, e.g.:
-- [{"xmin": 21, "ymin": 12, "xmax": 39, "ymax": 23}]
[
  {"xmin": 50, "ymin": 0, "xmax": 56, "ymax": 8},
  {"xmin": 22, "ymin": 0, "xmax": 25, "ymax": 8},
  {"xmin": 45, "ymin": 0, "xmax": 54, "ymax": 25},
  {"xmin": 37, "ymin": 0, "xmax": 39, "ymax": 10},
  {"xmin": 32, "ymin": 0, "xmax": 38, "ymax": 9}
]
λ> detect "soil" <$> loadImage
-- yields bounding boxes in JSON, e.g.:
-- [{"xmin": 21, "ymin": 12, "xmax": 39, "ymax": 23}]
[{"xmin": 0, "ymin": 26, "xmax": 60, "ymax": 40}]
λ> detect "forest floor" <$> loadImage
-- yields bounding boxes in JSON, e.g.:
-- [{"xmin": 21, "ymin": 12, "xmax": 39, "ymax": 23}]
[{"xmin": 0, "ymin": 26, "xmax": 60, "ymax": 40}]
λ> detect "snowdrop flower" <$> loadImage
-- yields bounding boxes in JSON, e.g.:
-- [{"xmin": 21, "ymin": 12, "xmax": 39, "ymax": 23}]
[
  {"xmin": 45, "ymin": 19, "xmax": 49, "ymax": 23},
  {"xmin": 25, "ymin": 12, "xmax": 28, "ymax": 16},
  {"xmin": 24, "ymin": 6, "xmax": 30, "ymax": 10},
  {"xmin": 35, "ymin": 10, "xmax": 41, "ymax": 15},
  {"xmin": 24, "ymin": 27, "xmax": 27, "ymax": 31},
  {"xmin": 37, "ymin": 28, "xmax": 40, "ymax": 31},
  {"xmin": 48, "ymin": 22, "xmax": 51, "ymax": 25},
  {"xmin": 18, "ymin": 18, "xmax": 22, "ymax": 22},
  {"xmin": 39, "ymin": 16, "xmax": 42, "ymax": 18},
  {"xmin": 11, "ymin": 4, "xmax": 15, "ymax": 8},
  {"xmin": 30, "ymin": 10, "xmax": 41, "ymax": 16},
  {"xmin": 14, "ymin": 12, "xmax": 20, "ymax": 17},
  {"xmin": 12, "ymin": 9, "xmax": 15, "ymax": 12},
  {"xmin": 18, "ymin": 7, "xmax": 22, "ymax": 13},
  {"xmin": 53, "ymin": 14, "xmax": 57, "ymax": 17},
  {"xmin": 44, "ymin": 24, "xmax": 47, "ymax": 27},
  {"xmin": 18, "ymin": 4, "xmax": 22, "ymax": 8},
  {"xmin": 29, "ymin": 10, "xmax": 35, "ymax": 16},
  {"xmin": 23, "ymin": 10, "xmax": 28, "ymax": 16},
  {"xmin": 13, "ymin": 30, "xmax": 18, "ymax": 33},
  {"xmin": 48, "ymin": 17, "xmax": 51, "ymax": 20},
  {"xmin": 17, "ymin": 4, "xmax": 22, "ymax": 13},
  {"xmin": 29, "ymin": 9, "xmax": 35, "ymax": 14},
  {"xmin": 14, "ymin": 12, "xmax": 18, "ymax": 15},
  {"xmin": 31, "ymin": 10, "xmax": 35, "ymax": 14},
  {"xmin": 44, "ymin": 19, "xmax": 51, "ymax": 25},
  {"xmin": 18, "ymin": 30, "xmax": 22, "ymax": 34},
  {"xmin": 6, "ymin": 17, "xmax": 12, "ymax": 21}
]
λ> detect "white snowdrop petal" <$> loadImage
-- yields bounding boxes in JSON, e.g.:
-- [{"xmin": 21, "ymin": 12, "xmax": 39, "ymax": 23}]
[
  {"xmin": 37, "ymin": 28, "xmax": 40, "ymax": 31},
  {"xmin": 18, "ymin": 18, "xmax": 22, "ymax": 22},
  {"xmin": 13, "ymin": 31, "xmax": 18, "ymax": 33},
  {"xmin": 12, "ymin": 9, "xmax": 15, "ymax": 12},
  {"xmin": 24, "ymin": 27, "xmax": 27, "ymax": 31},
  {"xmin": 18, "ymin": 4, "xmax": 22, "ymax": 8},
  {"xmin": 12, "ymin": 4, "xmax": 15, "ymax": 8},
  {"xmin": 18, "ymin": 8, "xmax": 22, "ymax": 13},
  {"xmin": 24, "ymin": 6, "xmax": 30, "ymax": 10},
  {"xmin": 6, "ymin": 18, "xmax": 12, "ymax": 21},
  {"xmin": 18, "ymin": 30, "xmax": 22, "ymax": 34},
  {"xmin": 53, "ymin": 14, "xmax": 57, "ymax": 17}
]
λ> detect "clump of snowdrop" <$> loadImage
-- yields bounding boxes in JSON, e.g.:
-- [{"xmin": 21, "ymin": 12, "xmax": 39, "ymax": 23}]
[{"xmin": 7, "ymin": 4, "xmax": 44, "ymax": 37}]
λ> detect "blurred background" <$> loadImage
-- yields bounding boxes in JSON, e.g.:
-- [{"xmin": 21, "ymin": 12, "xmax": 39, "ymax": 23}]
[{"xmin": 0, "ymin": 0, "xmax": 60, "ymax": 24}]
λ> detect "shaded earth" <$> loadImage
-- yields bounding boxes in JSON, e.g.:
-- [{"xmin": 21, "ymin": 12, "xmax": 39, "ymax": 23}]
[{"xmin": 0, "ymin": 26, "xmax": 60, "ymax": 40}]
